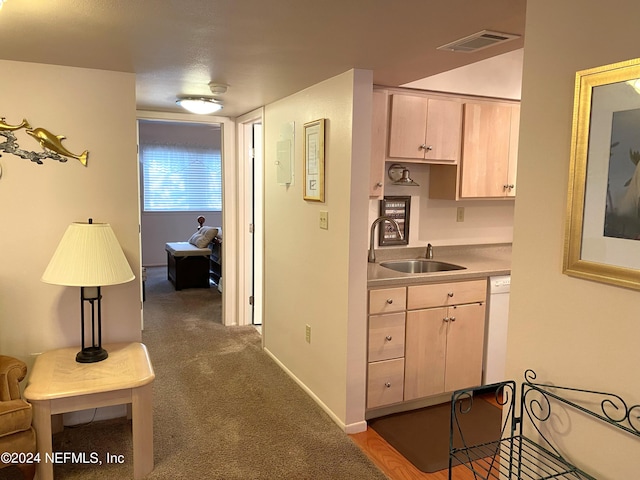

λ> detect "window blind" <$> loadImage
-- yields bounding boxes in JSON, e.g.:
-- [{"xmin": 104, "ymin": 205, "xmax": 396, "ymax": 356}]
[{"xmin": 141, "ymin": 144, "xmax": 222, "ymax": 212}]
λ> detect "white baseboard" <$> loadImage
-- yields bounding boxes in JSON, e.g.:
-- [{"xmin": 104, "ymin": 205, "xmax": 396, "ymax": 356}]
[
  {"xmin": 264, "ymin": 347, "xmax": 365, "ymax": 433},
  {"xmin": 345, "ymin": 420, "xmax": 367, "ymax": 434}
]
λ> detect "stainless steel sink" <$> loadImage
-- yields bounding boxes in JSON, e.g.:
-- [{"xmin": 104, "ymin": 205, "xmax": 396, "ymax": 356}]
[{"xmin": 379, "ymin": 259, "xmax": 466, "ymax": 274}]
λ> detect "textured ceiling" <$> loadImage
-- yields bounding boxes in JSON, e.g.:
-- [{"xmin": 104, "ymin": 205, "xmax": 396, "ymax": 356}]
[{"xmin": 0, "ymin": 0, "xmax": 526, "ymax": 117}]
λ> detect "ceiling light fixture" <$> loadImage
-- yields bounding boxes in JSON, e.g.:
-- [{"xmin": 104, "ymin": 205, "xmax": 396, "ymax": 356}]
[
  {"xmin": 0, "ymin": 0, "xmax": 6, "ymax": 10},
  {"xmin": 176, "ymin": 97, "xmax": 223, "ymax": 115},
  {"xmin": 176, "ymin": 82, "xmax": 228, "ymax": 115}
]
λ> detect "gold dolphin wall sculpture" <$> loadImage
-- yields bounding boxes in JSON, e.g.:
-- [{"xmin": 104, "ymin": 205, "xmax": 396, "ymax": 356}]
[
  {"xmin": 25, "ymin": 127, "xmax": 88, "ymax": 166},
  {"xmin": 0, "ymin": 116, "xmax": 89, "ymax": 166},
  {"xmin": 0, "ymin": 118, "xmax": 31, "ymax": 131}
]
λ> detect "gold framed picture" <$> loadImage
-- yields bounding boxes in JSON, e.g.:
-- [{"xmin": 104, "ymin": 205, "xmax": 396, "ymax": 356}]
[
  {"xmin": 303, "ymin": 118, "xmax": 325, "ymax": 202},
  {"xmin": 563, "ymin": 58, "xmax": 640, "ymax": 290}
]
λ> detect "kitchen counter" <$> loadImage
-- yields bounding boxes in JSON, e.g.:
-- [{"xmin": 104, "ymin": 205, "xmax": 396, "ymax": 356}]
[{"xmin": 367, "ymin": 243, "xmax": 511, "ymax": 288}]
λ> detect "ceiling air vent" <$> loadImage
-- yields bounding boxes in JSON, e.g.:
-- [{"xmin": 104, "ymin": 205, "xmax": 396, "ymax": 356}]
[{"xmin": 437, "ymin": 30, "xmax": 520, "ymax": 53}]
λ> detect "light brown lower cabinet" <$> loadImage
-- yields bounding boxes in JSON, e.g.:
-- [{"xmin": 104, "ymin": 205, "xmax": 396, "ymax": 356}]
[
  {"xmin": 366, "ymin": 279, "xmax": 487, "ymax": 410},
  {"xmin": 367, "ymin": 357, "xmax": 405, "ymax": 409},
  {"xmin": 404, "ymin": 302, "xmax": 486, "ymax": 401}
]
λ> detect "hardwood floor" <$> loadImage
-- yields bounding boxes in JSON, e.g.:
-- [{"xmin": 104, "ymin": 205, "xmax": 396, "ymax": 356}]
[
  {"xmin": 349, "ymin": 393, "xmax": 502, "ymax": 480},
  {"xmin": 350, "ymin": 427, "xmax": 478, "ymax": 480}
]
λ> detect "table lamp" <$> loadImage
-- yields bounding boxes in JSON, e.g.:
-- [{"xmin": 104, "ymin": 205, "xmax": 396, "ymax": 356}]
[{"xmin": 42, "ymin": 219, "xmax": 135, "ymax": 363}]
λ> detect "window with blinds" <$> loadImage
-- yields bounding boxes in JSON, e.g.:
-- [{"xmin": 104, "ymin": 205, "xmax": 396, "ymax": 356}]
[{"xmin": 138, "ymin": 120, "xmax": 222, "ymax": 212}]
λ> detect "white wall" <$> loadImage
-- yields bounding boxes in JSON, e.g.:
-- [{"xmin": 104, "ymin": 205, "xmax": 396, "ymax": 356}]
[
  {"xmin": 0, "ymin": 60, "xmax": 141, "ymax": 366},
  {"xmin": 141, "ymin": 211, "xmax": 222, "ymax": 266},
  {"xmin": 403, "ymin": 49, "xmax": 524, "ymax": 100},
  {"xmin": 508, "ymin": 1, "xmax": 640, "ymax": 477},
  {"xmin": 263, "ymin": 69, "xmax": 371, "ymax": 432}
]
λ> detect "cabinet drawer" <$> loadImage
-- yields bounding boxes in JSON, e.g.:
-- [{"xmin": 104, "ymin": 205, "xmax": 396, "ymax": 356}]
[
  {"xmin": 369, "ymin": 287, "xmax": 406, "ymax": 314},
  {"xmin": 407, "ymin": 279, "xmax": 486, "ymax": 310},
  {"xmin": 367, "ymin": 358, "xmax": 405, "ymax": 409},
  {"xmin": 368, "ymin": 312, "xmax": 405, "ymax": 362}
]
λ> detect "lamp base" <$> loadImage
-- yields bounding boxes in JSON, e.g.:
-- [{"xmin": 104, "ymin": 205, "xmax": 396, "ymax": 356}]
[{"xmin": 76, "ymin": 346, "xmax": 108, "ymax": 363}]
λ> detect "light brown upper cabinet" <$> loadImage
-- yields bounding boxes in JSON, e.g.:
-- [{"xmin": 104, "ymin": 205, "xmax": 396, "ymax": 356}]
[
  {"xmin": 429, "ymin": 100, "xmax": 520, "ymax": 200},
  {"xmin": 370, "ymin": 89, "xmax": 388, "ymax": 197},
  {"xmin": 459, "ymin": 102, "xmax": 520, "ymax": 198},
  {"xmin": 388, "ymin": 94, "xmax": 462, "ymax": 163}
]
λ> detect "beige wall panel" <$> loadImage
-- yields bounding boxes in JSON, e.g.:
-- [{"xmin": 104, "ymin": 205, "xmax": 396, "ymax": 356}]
[
  {"xmin": 508, "ymin": 1, "xmax": 640, "ymax": 477},
  {"xmin": 0, "ymin": 60, "xmax": 141, "ymax": 366}
]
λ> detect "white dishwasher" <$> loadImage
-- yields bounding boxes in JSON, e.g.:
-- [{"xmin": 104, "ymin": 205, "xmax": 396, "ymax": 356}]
[{"xmin": 483, "ymin": 275, "xmax": 511, "ymax": 385}]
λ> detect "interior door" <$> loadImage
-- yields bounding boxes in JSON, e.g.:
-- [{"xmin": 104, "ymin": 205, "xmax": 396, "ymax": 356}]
[{"xmin": 251, "ymin": 123, "xmax": 263, "ymax": 325}]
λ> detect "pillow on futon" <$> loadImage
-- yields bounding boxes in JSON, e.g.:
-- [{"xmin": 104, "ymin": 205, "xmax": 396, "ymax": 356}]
[{"xmin": 189, "ymin": 226, "xmax": 218, "ymax": 248}]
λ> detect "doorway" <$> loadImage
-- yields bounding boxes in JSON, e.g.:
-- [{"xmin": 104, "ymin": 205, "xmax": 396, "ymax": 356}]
[
  {"xmin": 238, "ymin": 109, "xmax": 264, "ymax": 330},
  {"xmin": 138, "ymin": 119, "xmax": 223, "ymax": 269},
  {"xmin": 136, "ymin": 111, "xmax": 236, "ymax": 327}
]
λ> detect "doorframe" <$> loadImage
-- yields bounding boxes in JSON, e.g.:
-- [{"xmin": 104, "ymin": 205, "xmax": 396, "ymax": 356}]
[
  {"xmin": 236, "ymin": 108, "xmax": 264, "ymax": 330},
  {"xmin": 136, "ymin": 110, "xmax": 237, "ymax": 327}
]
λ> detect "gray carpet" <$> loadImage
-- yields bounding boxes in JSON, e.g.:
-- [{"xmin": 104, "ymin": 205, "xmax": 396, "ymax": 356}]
[{"xmin": 47, "ymin": 266, "xmax": 386, "ymax": 479}]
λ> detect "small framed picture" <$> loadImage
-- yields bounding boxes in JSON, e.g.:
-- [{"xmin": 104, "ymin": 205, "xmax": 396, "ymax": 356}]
[
  {"xmin": 379, "ymin": 196, "xmax": 410, "ymax": 246},
  {"xmin": 303, "ymin": 118, "xmax": 325, "ymax": 202}
]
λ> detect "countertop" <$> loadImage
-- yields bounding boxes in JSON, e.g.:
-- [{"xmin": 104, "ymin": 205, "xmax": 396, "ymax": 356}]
[{"xmin": 367, "ymin": 243, "xmax": 512, "ymax": 288}]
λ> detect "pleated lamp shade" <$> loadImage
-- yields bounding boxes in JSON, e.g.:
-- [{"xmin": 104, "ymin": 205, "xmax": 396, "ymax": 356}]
[{"xmin": 42, "ymin": 221, "xmax": 135, "ymax": 287}]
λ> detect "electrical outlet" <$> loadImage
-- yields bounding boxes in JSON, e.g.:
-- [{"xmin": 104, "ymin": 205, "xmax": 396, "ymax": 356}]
[
  {"xmin": 305, "ymin": 324, "xmax": 311, "ymax": 343},
  {"xmin": 319, "ymin": 211, "xmax": 328, "ymax": 230},
  {"xmin": 456, "ymin": 207, "xmax": 465, "ymax": 222}
]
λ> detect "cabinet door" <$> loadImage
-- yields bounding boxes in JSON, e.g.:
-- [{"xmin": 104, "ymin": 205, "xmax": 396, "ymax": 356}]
[
  {"xmin": 404, "ymin": 307, "xmax": 447, "ymax": 400},
  {"xmin": 424, "ymin": 98, "xmax": 462, "ymax": 163},
  {"xmin": 506, "ymin": 104, "xmax": 520, "ymax": 198},
  {"xmin": 369, "ymin": 287, "xmax": 406, "ymax": 314},
  {"xmin": 370, "ymin": 90, "xmax": 388, "ymax": 197},
  {"xmin": 367, "ymin": 358, "xmax": 405, "ymax": 409},
  {"xmin": 444, "ymin": 302, "xmax": 486, "ymax": 392},
  {"xmin": 388, "ymin": 94, "xmax": 428, "ymax": 159},
  {"xmin": 368, "ymin": 312, "xmax": 405, "ymax": 362},
  {"xmin": 460, "ymin": 102, "xmax": 512, "ymax": 198},
  {"xmin": 407, "ymin": 279, "xmax": 487, "ymax": 310}
]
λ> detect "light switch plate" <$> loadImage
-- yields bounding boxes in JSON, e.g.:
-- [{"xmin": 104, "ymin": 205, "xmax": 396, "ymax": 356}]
[
  {"xmin": 456, "ymin": 207, "xmax": 465, "ymax": 222},
  {"xmin": 319, "ymin": 211, "xmax": 329, "ymax": 230}
]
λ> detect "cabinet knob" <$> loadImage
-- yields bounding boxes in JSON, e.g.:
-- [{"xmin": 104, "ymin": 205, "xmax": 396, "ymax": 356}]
[
  {"xmin": 376, "ymin": 182, "xmax": 383, "ymax": 187},
  {"xmin": 386, "ymin": 299, "xmax": 393, "ymax": 304},
  {"xmin": 443, "ymin": 317, "xmax": 450, "ymax": 323},
  {"xmin": 450, "ymin": 316, "xmax": 456, "ymax": 322},
  {"xmin": 447, "ymin": 292, "xmax": 454, "ymax": 297},
  {"xmin": 419, "ymin": 144, "xmax": 433, "ymax": 151},
  {"xmin": 384, "ymin": 382, "xmax": 392, "ymax": 388},
  {"xmin": 508, "ymin": 184, "xmax": 515, "ymax": 189},
  {"xmin": 385, "ymin": 335, "xmax": 393, "ymax": 342}
]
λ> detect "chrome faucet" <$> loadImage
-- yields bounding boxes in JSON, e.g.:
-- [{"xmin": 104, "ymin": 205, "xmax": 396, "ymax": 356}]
[
  {"xmin": 368, "ymin": 216, "xmax": 403, "ymax": 263},
  {"xmin": 426, "ymin": 243, "xmax": 433, "ymax": 259}
]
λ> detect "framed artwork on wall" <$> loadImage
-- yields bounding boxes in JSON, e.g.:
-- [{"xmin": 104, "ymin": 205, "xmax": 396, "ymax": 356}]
[
  {"xmin": 564, "ymin": 57, "xmax": 640, "ymax": 290},
  {"xmin": 303, "ymin": 118, "xmax": 325, "ymax": 202}
]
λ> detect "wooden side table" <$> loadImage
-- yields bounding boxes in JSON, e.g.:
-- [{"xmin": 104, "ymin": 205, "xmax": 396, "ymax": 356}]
[{"xmin": 24, "ymin": 342, "xmax": 155, "ymax": 480}]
